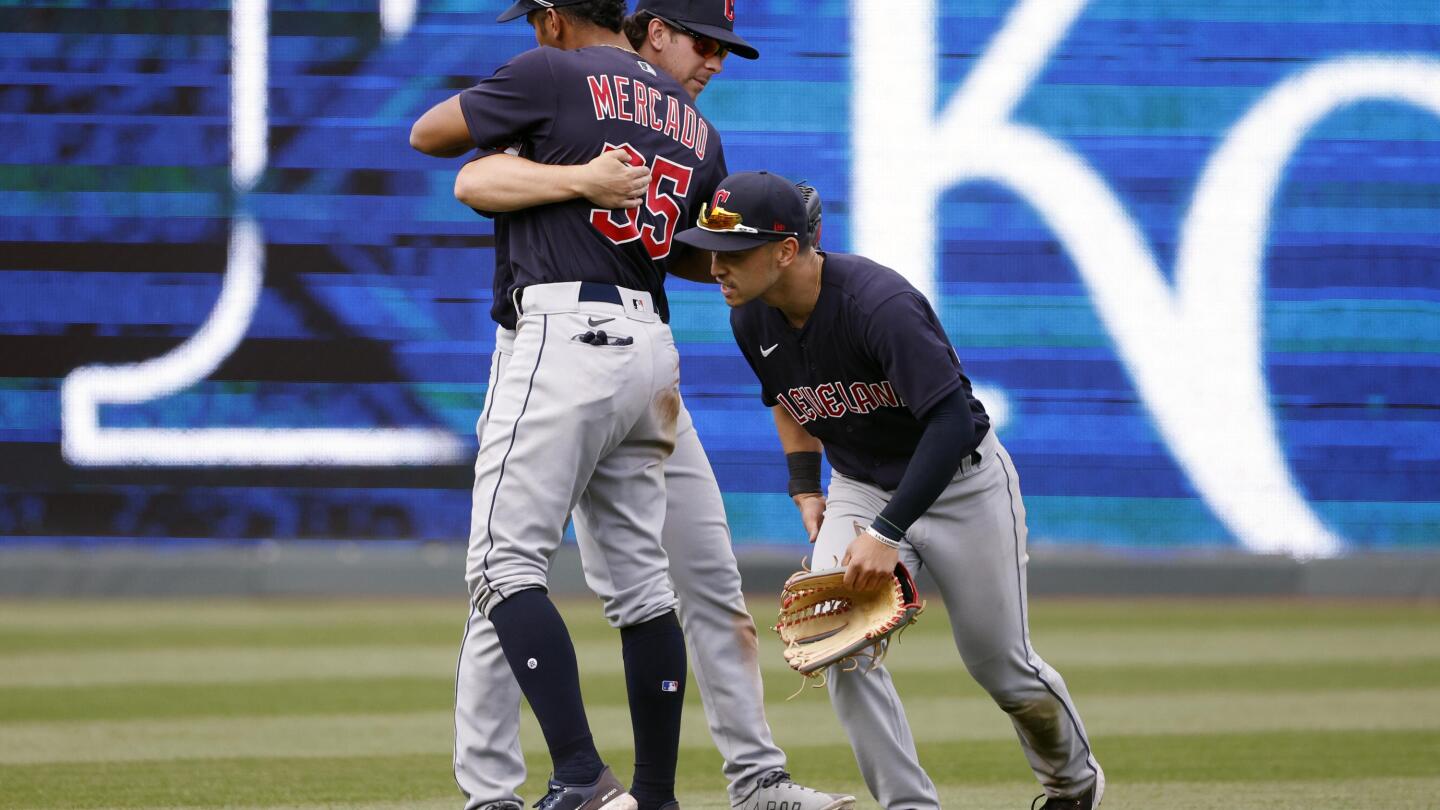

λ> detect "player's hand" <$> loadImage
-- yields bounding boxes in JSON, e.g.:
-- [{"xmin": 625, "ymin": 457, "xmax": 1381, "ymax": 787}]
[
  {"xmin": 841, "ymin": 523, "xmax": 899, "ymax": 591},
  {"xmin": 579, "ymin": 149, "xmax": 651, "ymax": 209},
  {"xmin": 793, "ymin": 492, "xmax": 825, "ymax": 544}
]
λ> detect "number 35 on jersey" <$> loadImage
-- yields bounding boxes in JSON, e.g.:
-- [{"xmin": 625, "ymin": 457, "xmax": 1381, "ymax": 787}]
[{"xmin": 589, "ymin": 143, "xmax": 693, "ymax": 260}]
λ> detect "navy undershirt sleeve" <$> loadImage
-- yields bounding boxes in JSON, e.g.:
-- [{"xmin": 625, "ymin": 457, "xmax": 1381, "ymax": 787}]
[{"xmin": 872, "ymin": 387, "xmax": 978, "ymax": 540}]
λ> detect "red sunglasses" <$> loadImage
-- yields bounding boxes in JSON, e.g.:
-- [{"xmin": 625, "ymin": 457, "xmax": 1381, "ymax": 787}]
[
  {"xmin": 656, "ymin": 16, "xmax": 730, "ymax": 59},
  {"xmin": 684, "ymin": 29, "xmax": 729, "ymax": 59}
]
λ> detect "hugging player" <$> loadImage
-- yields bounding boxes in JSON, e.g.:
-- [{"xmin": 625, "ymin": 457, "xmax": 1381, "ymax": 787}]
[{"xmin": 414, "ymin": 1, "xmax": 851, "ymax": 809}]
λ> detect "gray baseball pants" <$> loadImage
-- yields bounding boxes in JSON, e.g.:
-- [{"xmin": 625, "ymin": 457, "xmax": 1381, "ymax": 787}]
[
  {"xmin": 811, "ymin": 428, "xmax": 1104, "ymax": 809},
  {"xmin": 465, "ymin": 283, "xmax": 679, "ymax": 620},
  {"xmin": 455, "ymin": 323, "xmax": 787, "ymax": 808}
]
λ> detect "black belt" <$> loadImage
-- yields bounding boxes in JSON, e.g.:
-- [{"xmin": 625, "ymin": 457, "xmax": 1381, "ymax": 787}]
[
  {"xmin": 512, "ymin": 282, "xmax": 668, "ymax": 323},
  {"xmin": 575, "ymin": 281, "xmax": 668, "ymax": 323},
  {"xmin": 577, "ymin": 281, "xmax": 624, "ymax": 306}
]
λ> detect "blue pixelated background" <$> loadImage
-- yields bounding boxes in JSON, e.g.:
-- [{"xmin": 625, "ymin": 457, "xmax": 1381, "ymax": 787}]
[{"xmin": 1, "ymin": 1, "xmax": 1437, "ymax": 552}]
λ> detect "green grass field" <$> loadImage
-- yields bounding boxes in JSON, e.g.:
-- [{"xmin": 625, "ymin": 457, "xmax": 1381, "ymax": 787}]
[{"xmin": 2, "ymin": 596, "xmax": 1438, "ymax": 810}]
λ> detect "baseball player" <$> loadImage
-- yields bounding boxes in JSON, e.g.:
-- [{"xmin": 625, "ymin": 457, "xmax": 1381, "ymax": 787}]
[
  {"xmin": 673, "ymin": 172, "xmax": 1106, "ymax": 810},
  {"xmin": 408, "ymin": 3, "xmax": 731, "ymax": 809},
  {"xmin": 442, "ymin": 5, "xmax": 852, "ymax": 810}
]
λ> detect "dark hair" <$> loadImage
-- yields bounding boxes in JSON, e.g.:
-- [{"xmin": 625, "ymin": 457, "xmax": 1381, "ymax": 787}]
[
  {"xmin": 797, "ymin": 183, "xmax": 823, "ymax": 248},
  {"xmin": 620, "ymin": 10, "xmax": 658, "ymax": 50},
  {"xmin": 556, "ymin": 0, "xmax": 627, "ymax": 33}
]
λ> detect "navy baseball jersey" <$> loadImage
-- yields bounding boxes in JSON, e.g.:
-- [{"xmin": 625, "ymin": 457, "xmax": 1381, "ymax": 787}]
[
  {"xmin": 730, "ymin": 252, "xmax": 990, "ymax": 490},
  {"xmin": 460, "ymin": 46, "xmax": 728, "ymax": 328}
]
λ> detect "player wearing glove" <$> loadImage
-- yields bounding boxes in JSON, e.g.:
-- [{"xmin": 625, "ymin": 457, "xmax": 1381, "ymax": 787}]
[
  {"xmin": 774, "ymin": 561, "xmax": 922, "ymax": 679},
  {"xmin": 675, "ymin": 172, "xmax": 1106, "ymax": 810}
]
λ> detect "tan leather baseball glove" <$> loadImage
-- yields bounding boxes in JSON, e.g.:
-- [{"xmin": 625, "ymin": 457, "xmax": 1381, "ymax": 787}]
[{"xmin": 774, "ymin": 562, "xmax": 924, "ymax": 682}]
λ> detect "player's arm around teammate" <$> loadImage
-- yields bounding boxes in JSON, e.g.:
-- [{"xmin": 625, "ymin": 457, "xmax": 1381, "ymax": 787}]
[
  {"xmin": 407, "ymin": 2, "xmax": 745, "ymax": 810},
  {"xmin": 452, "ymin": 6, "xmax": 727, "ymax": 288},
  {"xmin": 453, "ymin": 152, "xmax": 713, "ymax": 284},
  {"xmin": 436, "ymin": 4, "xmax": 854, "ymax": 809},
  {"xmin": 674, "ymin": 172, "xmax": 1106, "ymax": 810},
  {"xmin": 455, "ymin": 148, "xmax": 651, "ymax": 211}
]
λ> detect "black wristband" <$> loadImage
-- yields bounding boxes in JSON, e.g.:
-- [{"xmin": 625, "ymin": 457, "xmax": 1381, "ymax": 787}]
[{"xmin": 786, "ymin": 451, "xmax": 823, "ymax": 497}]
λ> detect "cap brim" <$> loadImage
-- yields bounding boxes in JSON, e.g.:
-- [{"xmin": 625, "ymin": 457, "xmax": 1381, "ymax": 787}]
[
  {"xmin": 496, "ymin": 1, "xmax": 532, "ymax": 22},
  {"xmin": 672, "ymin": 20, "xmax": 759, "ymax": 59},
  {"xmin": 674, "ymin": 227, "xmax": 777, "ymax": 252}
]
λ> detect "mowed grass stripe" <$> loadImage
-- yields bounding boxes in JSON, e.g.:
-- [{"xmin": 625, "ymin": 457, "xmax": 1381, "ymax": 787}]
[
  {"xmin": 4, "ymin": 598, "xmax": 1436, "ymax": 653},
  {"xmin": 53, "ymin": 778, "xmax": 1440, "ymax": 810},
  {"xmin": 0, "ymin": 600, "xmax": 492, "ymax": 632},
  {"xmin": 0, "ymin": 599, "xmax": 610, "ymax": 653},
  {"xmin": 785, "ymin": 729, "xmax": 1440, "ymax": 784},
  {"xmin": 994, "ymin": 598, "xmax": 1440, "ymax": 632},
  {"xmin": 1015, "ymin": 777, "xmax": 1440, "ymax": 810},
  {"xmin": 8, "ymin": 658, "xmax": 1440, "ymax": 723},
  {"xmin": 0, "ymin": 677, "xmax": 457, "ymax": 723},
  {"xmin": 0, "ymin": 645, "xmax": 463, "ymax": 688},
  {"xmin": 5, "ymin": 689, "xmax": 1439, "ymax": 764},
  {"xmin": 886, "ymin": 657, "xmax": 1440, "ymax": 700},
  {"xmin": 2, "ymin": 597, "xmax": 1432, "ymax": 631},
  {"xmin": 2, "ymin": 731, "xmax": 1437, "ymax": 810},
  {"xmin": 1008, "ymin": 625, "xmax": 1440, "ymax": 666},
  {"xmin": 8, "ymin": 624, "xmax": 1440, "ymax": 687},
  {"xmin": 0, "ymin": 622, "xmax": 468, "ymax": 653}
]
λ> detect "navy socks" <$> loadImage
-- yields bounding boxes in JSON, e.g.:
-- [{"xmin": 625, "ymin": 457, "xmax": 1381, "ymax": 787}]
[
  {"xmin": 620, "ymin": 611, "xmax": 687, "ymax": 810},
  {"xmin": 489, "ymin": 588, "xmax": 604, "ymax": 785},
  {"xmin": 489, "ymin": 590, "xmax": 687, "ymax": 804}
]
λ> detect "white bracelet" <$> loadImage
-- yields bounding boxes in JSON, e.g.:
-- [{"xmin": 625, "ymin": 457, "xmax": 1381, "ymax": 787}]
[{"xmin": 863, "ymin": 524, "xmax": 902, "ymax": 549}]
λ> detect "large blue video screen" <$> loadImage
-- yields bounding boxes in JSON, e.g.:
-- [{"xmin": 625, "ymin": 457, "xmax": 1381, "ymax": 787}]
[{"xmin": 2, "ymin": 1, "xmax": 1438, "ymax": 555}]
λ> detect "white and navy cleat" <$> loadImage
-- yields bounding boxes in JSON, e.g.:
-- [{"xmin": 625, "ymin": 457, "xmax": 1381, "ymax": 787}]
[{"xmin": 534, "ymin": 767, "xmax": 637, "ymax": 810}]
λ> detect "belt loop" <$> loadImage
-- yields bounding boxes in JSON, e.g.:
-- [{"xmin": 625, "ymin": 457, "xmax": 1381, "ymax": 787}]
[
  {"xmin": 511, "ymin": 286, "xmax": 524, "ymax": 318},
  {"xmin": 961, "ymin": 448, "xmax": 982, "ymax": 475}
]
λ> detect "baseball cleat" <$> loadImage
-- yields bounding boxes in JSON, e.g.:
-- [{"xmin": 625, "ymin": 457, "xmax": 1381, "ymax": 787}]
[
  {"xmin": 533, "ymin": 767, "xmax": 637, "ymax": 810},
  {"xmin": 476, "ymin": 803, "xmax": 523, "ymax": 810},
  {"xmin": 733, "ymin": 770, "xmax": 856, "ymax": 810},
  {"xmin": 1030, "ymin": 783, "xmax": 1098, "ymax": 810}
]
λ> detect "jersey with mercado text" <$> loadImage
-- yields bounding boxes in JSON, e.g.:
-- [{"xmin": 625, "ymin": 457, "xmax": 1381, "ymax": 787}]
[
  {"xmin": 730, "ymin": 252, "xmax": 990, "ymax": 490},
  {"xmin": 460, "ymin": 45, "xmax": 727, "ymax": 328}
]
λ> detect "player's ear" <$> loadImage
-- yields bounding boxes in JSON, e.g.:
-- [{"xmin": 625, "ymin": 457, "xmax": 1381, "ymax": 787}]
[
  {"xmin": 777, "ymin": 236, "xmax": 800, "ymax": 266},
  {"xmin": 538, "ymin": 8, "xmax": 562, "ymax": 44},
  {"xmin": 647, "ymin": 17, "xmax": 669, "ymax": 51}
]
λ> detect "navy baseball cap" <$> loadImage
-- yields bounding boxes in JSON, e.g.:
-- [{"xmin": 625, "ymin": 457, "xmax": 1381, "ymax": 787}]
[
  {"xmin": 497, "ymin": 0, "xmax": 592, "ymax": 23},
  {"xmin": 637, "ymin": 0, "xmax": 759, "ymax": 60},
  {"xmin": 675, "ymin": 171, "xmax": 806, "ymax": 252}
]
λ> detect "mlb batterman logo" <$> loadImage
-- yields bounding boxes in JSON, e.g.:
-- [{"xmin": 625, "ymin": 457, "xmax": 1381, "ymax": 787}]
[{"xmin": 661, "ymin": 680, "xmax": 679, "ymax": 692}]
